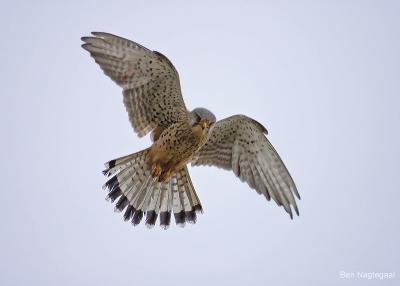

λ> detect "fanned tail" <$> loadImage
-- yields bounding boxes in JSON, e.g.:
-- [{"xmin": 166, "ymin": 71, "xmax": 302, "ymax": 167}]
[{"xmin": 102, "ymin": 149, "xmax": 203, "ymax": 229}]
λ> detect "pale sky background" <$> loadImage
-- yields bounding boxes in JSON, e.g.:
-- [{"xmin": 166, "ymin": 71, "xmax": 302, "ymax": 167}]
[{"xmin": 1, "ymin": 1, "xmax": 399, "ymax": 285}]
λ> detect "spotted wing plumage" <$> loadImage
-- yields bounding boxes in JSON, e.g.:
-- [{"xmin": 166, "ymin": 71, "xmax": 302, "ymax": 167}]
[
  {"xmin": 191, "ymin": 115, "xmax": 300, "ymax": 218},
  {"xmin": 81, "ymin": 32, "xmax": 188, "ymax": 136}
]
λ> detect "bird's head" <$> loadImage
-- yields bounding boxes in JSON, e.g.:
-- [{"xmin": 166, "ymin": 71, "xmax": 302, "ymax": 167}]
[{"xmin": 189, "ymin": 107, "xmax": 216, "ymax": 131}]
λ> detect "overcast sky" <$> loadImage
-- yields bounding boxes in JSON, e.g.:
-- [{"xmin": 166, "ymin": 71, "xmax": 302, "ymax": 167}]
[{"xmin": 1, "ymin": 1, "xmax": 399, "ymax": 285}]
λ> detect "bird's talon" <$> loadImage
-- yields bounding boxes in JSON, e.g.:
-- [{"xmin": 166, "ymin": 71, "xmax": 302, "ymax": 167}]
[
  {"xmin": 151, "ymin": 163, "xmax": 161, "ymax": 177},
  {"xmin": 159, "ymin": 170, "xmax": 171, "ymax": 182}
]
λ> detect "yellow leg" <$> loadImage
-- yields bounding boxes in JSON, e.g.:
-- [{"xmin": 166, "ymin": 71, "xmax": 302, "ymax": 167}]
[
  {"xmin": 158, "ymin": 169, "xmax": 172, "ymax": 182},
  {"xmin": 150, "ymin": 163, "xmax": 162, "ymax": 178}
]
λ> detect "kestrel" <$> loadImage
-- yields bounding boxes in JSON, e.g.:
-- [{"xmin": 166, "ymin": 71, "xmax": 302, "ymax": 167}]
[{"xmin": 81, "ymin": 32, "xmax": 300, "ymax": 229}]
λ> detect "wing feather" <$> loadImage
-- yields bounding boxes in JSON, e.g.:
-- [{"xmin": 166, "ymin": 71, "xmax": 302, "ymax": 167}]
[
  {"xmin": 192, "ymin": 115, "xmax": 299, "ymax": 218},
  {"xmin": 82, "ymin": 32, "xmax": 188, "ymax": 136}
]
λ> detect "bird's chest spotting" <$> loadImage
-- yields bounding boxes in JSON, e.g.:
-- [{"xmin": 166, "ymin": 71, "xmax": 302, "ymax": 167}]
[
  {"xmin": 164, "ymin": 126, "xmax": 198, "ymax": 151},
  {"xmin": 150, "ymin": 123, "xmax": 200, "ymax": 162}
]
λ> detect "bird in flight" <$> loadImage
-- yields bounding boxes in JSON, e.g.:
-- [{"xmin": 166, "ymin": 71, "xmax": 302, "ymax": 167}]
[{"xmin": 81, "ymin": 32, "xmax": 300, "ymax": 229}]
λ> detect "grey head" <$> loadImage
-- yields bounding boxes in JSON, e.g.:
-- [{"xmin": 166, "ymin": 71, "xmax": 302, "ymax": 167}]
[{"xmin": 189, "ymin": 107, "xmax": 216, "ymax": 126}]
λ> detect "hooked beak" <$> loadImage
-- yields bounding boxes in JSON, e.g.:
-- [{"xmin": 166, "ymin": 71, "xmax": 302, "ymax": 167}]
[{"xmin": 201, "ymin": 119, "xmax": 210, "ymax": 129}]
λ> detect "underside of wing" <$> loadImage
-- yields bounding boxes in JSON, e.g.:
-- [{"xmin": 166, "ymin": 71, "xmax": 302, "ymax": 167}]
[
  {"xmin": 81, "ymin": 32, "xmax": 188, "ymax": 136},
  {"xmin": 192, "ymin": 115, "xmax": 300, "ymax": 218}
]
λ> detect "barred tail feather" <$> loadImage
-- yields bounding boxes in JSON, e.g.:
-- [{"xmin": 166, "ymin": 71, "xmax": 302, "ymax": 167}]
[
  {"xmin": 102, "ymin": 151, "xmax": 145, "ymax": 177},
  {"xmin": 102, "ymin": 150, "xmax": 203, "ymax": 229}
]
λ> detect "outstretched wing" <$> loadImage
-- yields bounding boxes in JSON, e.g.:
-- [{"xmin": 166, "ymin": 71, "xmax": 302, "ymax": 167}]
[
  {"xmin": 191, "ymin": 115, "xmax": 300, "ymax": 218},
  {"xmin": 81, "ymin": 32, "xmax": 188, "ymax": 137}
]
